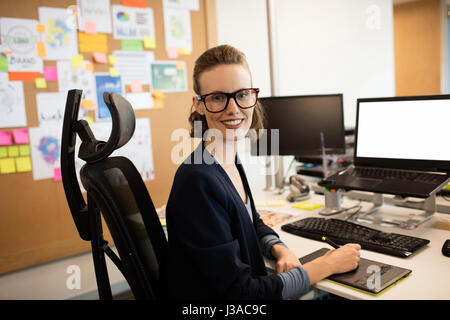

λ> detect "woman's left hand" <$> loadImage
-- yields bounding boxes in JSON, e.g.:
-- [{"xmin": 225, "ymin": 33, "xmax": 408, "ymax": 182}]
[{"xmin": 271, "ymin": 244, "xmax": 302, "ymax": 274}]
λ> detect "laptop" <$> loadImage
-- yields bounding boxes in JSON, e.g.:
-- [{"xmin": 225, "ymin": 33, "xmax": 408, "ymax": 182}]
[
  {"xmin": 299, "ymin": 248, "xmax": 412, "ymax": 295},
  {"xmin": 319, "ymin": 94, "xmax": 450, "ymax": 198}
]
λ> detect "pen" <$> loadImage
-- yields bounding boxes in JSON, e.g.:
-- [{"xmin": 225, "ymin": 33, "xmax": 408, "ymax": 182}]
[{"xmin": 321, "ymin": 236, "xmax": 340, "ymax": 249}]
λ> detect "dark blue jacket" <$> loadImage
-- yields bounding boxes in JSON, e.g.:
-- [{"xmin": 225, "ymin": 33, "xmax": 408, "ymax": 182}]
[{"xmin": 166, "ymin": 143, "xmax": 283, "ymax": 300}]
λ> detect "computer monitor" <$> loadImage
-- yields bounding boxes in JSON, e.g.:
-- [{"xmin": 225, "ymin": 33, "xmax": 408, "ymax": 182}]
[{"xmin": 251, "ymin": 94, "xmax": 346, "ymax": 156}]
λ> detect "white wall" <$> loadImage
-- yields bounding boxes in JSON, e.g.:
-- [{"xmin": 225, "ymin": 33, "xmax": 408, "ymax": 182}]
[{"xmin": 215, "ymin": 0, "xmax": 395, "ymax": 191}]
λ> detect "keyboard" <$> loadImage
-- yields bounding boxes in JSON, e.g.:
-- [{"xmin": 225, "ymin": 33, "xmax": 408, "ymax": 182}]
[
  {"xmin": 351, "ymin": 167, "xmax": 442, "ymax": 184},
  {"xmin": 281, "ymin": 217, "xmax": 430, "ymax": 258}
]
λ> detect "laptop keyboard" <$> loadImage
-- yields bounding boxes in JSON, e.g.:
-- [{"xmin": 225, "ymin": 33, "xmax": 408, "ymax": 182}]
[{"xmin": 350, "ymin": 167, "xmax": 443, "ymax": 184}]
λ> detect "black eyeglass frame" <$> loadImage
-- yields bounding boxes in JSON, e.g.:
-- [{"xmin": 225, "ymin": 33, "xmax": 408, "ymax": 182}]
[{"xmin": 196, "ymin": 88, "xmax": 260, "ymax": 113}]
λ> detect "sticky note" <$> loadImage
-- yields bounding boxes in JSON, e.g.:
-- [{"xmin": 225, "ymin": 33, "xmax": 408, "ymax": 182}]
[
  {"xmin": 0, "ymin": 147, "xmax": 7, "ymax": 158},
  {"xmin": 93, "ymin": 52, "xmax": 108, "ymax": 64},
  {"xmin": 0, "ymin": 55, "xmax": 7, "ymax": 71},
  {"xmin": 35, "ymin": 77, "xmax": 47, "ymax": 89},
  {"xmin": 19, "ymin": 145, "xmax": 30, "ymax": 156},
  {"xmin": 166, "ymin": 47, "xmax": 178, "ymax": 59},
  {"xmin": 78, "ymin": 33, "xmax": 108, "ymax": 52},
  {"xmin": 121, "ymin": 40, "xmax": 143, "ymax": 51},
  {"xmin": 85, "ymin": 62, "xmax": 94, "ymax": 72},
  {"xmin": 267, "ymin": 200, "xmax": 286, "ymax": 207},
  {"xmin": 0, "ymin": 158, "xmax": 16, "ymax": 174},
  {"xmin": 292, "ymin": 202, "xmax": 323, "ymax": 210},
  {"xmin": 152, "ymin": 89, "xmax": 165, "ymax": 100},
  {"xmin": 36, "ymin": 41, "xmax": 47, "ymax": 58},
  {"xmin": 8, "ymin": 71, "xmax": 41, "ymax": 82},
  {"xmin": 109, "ymin": 67, "xmax": 119, "ymax": 77},
  {"xmin": 53, "ymin": 167, "xmax": 62, "ymax": 181},
  {"xmin": 143, "ymin": 36, "xmax": 156, "ymax": 49},
  {"xmin": 130, "ymin": 80, "xmax": 143, "ymax": 93},
  {"xmin": 176, "ymin": 61, "xmax": 185, "ymax": 70},
  {"xmin": 84, "ymin": 116, "xmax": 94, "ymax": 125},
  {"xmin": 71, "ymin": 54, "xmax": 84, "ymax": 68},
  {"xmin": 177, "ymin": 47, "xmax": 191, "ymax": 55},
  {"xmin": 81, "ymin": 99, "xmax": 95, "ymax": 110},
  {"xmin": 36, "ymin": 23, "xmax": 46, "ymax": 33},
  {"xmin": 43, "ymin": 66, "xmax": 58, "ymax": 81},
  {"xmin": 12, "ymin": 129, "xmax": 29, "ymax": 144},
  {"xmin": 122, "ymin": 0, "xmax": 147, "ymax": 8},
  {"xmin": 7, "ymin": 146, "xmax": 19, "ymax": 157},
  {"xmin": 15, "ymin": 157, "xmax": 32, "ymax": 173},
  {"xmin": 108, "ymin": 54, "xmax": 117, "ymax": 65},
  {"xmin": 0, "ymin": 131, "xmax": 12, "ymax": 146},
  {"xmin": 84, "ymin": 21, "xmax": 97, "ymax": 34}
]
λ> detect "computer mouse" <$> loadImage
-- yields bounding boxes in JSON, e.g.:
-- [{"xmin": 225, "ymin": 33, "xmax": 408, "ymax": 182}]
[{"xmin": 442, "ymin": 239, "xmax": 450, "ymax": 257}]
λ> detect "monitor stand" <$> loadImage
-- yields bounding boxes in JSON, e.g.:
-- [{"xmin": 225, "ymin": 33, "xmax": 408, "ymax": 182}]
[{"xmin": 320, "ymin": 190, "xmax": 437, "ymax": 230}]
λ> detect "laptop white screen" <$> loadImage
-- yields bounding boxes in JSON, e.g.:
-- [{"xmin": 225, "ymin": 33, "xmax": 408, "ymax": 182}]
[{"xmin": 356, "ymin": 98, "xmax": 450, "ymax": 161}]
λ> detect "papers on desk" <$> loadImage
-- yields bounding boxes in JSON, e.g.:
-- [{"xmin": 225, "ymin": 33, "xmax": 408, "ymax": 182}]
[{"xmin": 257, "ymin": 210, "xmax": 293, "ymax": 228}]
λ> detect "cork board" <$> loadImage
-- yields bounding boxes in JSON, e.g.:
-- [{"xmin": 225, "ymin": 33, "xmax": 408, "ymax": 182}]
[{"xmin": 0, "ymin": 0, "xmax": 214, "ymax": 274}]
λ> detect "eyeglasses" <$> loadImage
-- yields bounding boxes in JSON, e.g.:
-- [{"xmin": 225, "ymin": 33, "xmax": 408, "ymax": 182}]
[{"xmin": 196, "ymin": 88, "xmax": 260, "ymax": 113}]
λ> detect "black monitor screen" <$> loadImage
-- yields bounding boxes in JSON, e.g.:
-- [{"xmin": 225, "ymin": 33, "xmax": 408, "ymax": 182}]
[{"xmin": 251, "ymin": 94, "xmax": 345, "ymax": 156}]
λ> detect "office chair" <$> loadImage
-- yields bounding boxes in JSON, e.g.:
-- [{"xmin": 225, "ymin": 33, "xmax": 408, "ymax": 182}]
[{"xmin": 60, "ymin": 89, "xmax": 168, "ymax": 300}]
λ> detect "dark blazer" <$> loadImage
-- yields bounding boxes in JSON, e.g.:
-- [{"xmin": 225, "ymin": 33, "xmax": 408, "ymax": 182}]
[{"xmin": 166, "ymin": 143, "xmax": 283, "ymax": 300}]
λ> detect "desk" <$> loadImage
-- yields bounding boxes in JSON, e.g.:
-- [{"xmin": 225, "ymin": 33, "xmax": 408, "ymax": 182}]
[{"xmin": 256, "ymin": 189, "xmax": 450, "ymax": 300}]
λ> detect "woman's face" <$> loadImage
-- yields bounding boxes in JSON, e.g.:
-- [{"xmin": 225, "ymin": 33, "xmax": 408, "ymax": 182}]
[{"xmin": 193, "ymin": 64, "xmax": 254, "ymax": 143}]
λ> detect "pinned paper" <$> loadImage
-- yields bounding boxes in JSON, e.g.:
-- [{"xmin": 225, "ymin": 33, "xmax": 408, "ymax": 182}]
[
  {"xmin": 35, "ymin": 77, "xmax": 47, "ymax": 89},
  {"xmin": 7, "ymin": 145, "xmax": 19, "ymax": 157},
  {"xmin": 266, "ymin": 200, "xmax": 287, "ymax": 207},
  {"xmin": 93, "ymin": 52, "xmax": 108, "ymax": 64},
  {"xmin": 130, "ymin": 80, "xmax": 143, "ymax": 93},
  {"xmin": 0, "ymin": 131, "xmax": 12, "ymax": 146},
  {"xmin": 143, "ymin": 36, "xmax": 156, "ymax": 49},
  {"xmin": 80, "ymin": 99, "xmax": 95, "ymax": 110},
  {"xmin": 121, "ymin": 40, "xmax": 143, "ymax": 51},
  {"xmin": 19, "ymin": 145, "xmax": 30, "ymax": 156},
  {"xmin": 71, "ymin": 54, "xmax": 84, "ymax": 68},
  {"xmin": 43, "ymin": 66, "xmax": 58, "ymax": 81},
  {"xmin": 53, "ymin": 167, "xmax": 62, "ymax": 181},
  {"xmin": 166, "ymin": 47, "xmax": 178, "ymax": 59},
  {"xmin": 0, "ymin": 158, "xmax": 16, "ymax": 174},
  {"xmin": 292, "ymin": 202, "xmax": 323, "ymax": 210},
  {"xmin": 15, "ymin": 157, "xmax": 32, "ymax": 173},
  {"xmin": 0, "ymin": 147, "xmax": 7, "ymax": 158},
  {"xmin": 109, "ymin": 67, "xmax": 119, "ymax": 77},
  {"xmin": 12, "ymin": 129, "xmax": 29, "ymax": 144},
  {"xmin": 0, "ymin": 55, "xmax": 7, "ymax": 71},
  {"xmin": 36, "ymin": 41, "xmax": 47, "ymax": 58},
  {"xmin": 108, "ymin": 54, "xmax": 117, "ymax": 65},
  {"xmin": 84, "ymin": 21, "xmax": 97, "ymax": 34},
  {"xmin": 36, "ymin": 23, "xmax": 45, "ymax": 33}
]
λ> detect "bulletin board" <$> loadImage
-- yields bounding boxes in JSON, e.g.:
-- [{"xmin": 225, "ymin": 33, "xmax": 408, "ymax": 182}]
[{"xmin": 0, "ymin": 0, "xmax": 216, "ymax": 274}]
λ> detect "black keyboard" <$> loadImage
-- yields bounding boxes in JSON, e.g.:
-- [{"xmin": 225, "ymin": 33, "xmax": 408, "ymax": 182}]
[
  {"xmin": 351, "ymin": 167, "xmax": 442, "ymax": 184},
  {"xmin": 281, "ymin": 217, "xmax": 430, "ymax": 258}
]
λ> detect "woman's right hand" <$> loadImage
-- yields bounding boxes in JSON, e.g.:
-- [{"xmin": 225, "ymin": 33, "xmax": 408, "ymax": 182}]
[{"xmin": 323, "ymin": 243, "xmax": 361, "ymax": 274}]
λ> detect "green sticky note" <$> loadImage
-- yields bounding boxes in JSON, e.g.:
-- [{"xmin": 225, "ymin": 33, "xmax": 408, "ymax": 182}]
[
  {"xmin": 19, "ymin": 145, "xmax": 30, "ymax": 156},
  {"xmin": 121, "ymin": 40, "xmax": 143, "ymax": 51},
  {"xmin": 7, "ymin": 145, "xmax": 19, "ymax": 157},
  {"xmin": 445, "ymin": 183, "xmax": 450, "ymax": 190},
  {"xmin": 0, "ymin": 147, "xmax": 7, "ymax": 158},
  {"xmin": 292, "ymin": 202, "xmax": 324, "ymax": 211},
  {"xmin": 0, "ymin": 55, "xmax": 7, "ymax": 71}
]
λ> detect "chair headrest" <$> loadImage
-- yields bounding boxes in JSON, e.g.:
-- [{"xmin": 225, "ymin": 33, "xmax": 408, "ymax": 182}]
[{"xmin": 79, "ymin": 92, "xmax": 136, "ymax": 163}]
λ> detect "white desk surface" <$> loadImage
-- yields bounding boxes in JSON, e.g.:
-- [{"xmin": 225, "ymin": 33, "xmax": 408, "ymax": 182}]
[{"xmin": 255, "ymin": 189, "xmax": 450, "ymax": 300}]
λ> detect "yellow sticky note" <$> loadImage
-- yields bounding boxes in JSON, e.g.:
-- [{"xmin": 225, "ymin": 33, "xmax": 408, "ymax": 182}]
[
  {"xmin": 108, "ymin": 54, "xmax": 117, "ymax": 65},
  {"xmin": 84, "ymin": 116, "xmax": 94, "ymax": 125},
  {"xmin": 0, "ymin": 147, "xmax": 7, "ymax": 158},
  {"xmin": 7, "ymin": 145, "xmax": 19, "ymax": 157},
  {"xmin": 35, "ymin": 77, "xmax": 47, "ymax": 89},
  {"xmin": 80, "ymin": 99, "xmax": 95, "ymax": 110},
  {"xmin": 152, "ymin": 89, "xmax": 165, "ymax": 100},
  {"xmin": 15, "ymin": 157, "xmax": 32, "ymax": 173},
  {"xmin": 176, "ymin": 61, "xmax": 185, "ymax": 70},
  {"xmin": 109, "ymin": 67, "xmax": 118, "ymax": 77},
  {"xmin": 0, "ymin": 158, "xmax": 16, "ymax": 174},
  {"xmin": 292, "ymin": 202, "xmax": 323, "ymax": 211},
  {"xmin": 19, "ymin": 145, "xmax": 30, "ymax": 156},
  {"xmin": 267, "ymin": 200, "xmax": 286, "ymax": 207},
  {"xmin": 143, "ymin": 36, "xmax": 156, "ymax": 49},
  {"xmin": 36, "ymin": 41, "xmax": 47, "ymax": 58},
  {"xmin": 71, "ymin": 54, "xmax": 84, "ymax": 68},
  {"xmin": 153, "ymin": 99, "xmax": 164, "ymax": 109},
  {"xmin": 84, "ymin": 62, "xmax": 94, "ymax": 72}
]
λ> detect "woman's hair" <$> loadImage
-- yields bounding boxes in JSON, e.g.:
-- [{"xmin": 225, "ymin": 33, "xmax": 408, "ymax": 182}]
[{"xmin": 189, "ymin": 44, "xmax": 264, "ymax": 138}]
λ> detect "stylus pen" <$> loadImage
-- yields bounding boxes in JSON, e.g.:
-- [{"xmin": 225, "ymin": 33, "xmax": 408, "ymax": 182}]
[{"xmin": 321, "ymin": 236, "xmax": 340, "ymax": 249}]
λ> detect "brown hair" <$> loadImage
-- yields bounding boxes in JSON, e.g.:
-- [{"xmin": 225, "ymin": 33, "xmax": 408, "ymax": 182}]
[{"xmin": 189, "ymin": 44, "xmax": 264, "ymax": 138}]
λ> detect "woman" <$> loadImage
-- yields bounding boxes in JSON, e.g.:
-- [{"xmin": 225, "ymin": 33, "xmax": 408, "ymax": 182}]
[{"xmin": 166, "ymin": 44, "xmax": 360, "ymax": 300}]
